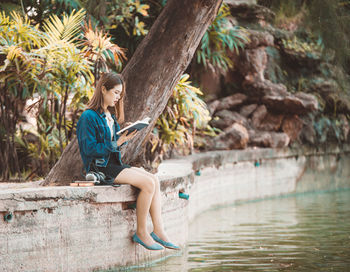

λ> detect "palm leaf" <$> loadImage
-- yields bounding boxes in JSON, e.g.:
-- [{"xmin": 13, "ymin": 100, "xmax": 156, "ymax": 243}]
[{"xmin": 42, "ymin": 8, "xmax": 85, "ymax": 45}]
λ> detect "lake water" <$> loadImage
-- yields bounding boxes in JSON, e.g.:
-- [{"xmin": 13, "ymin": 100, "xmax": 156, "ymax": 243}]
[{"xmin": 128, "ymin": 189, "xmax": 350, "ymax": 271}]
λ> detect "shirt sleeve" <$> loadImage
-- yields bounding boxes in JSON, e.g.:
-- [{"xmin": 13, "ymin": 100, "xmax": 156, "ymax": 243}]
[{"xmin": 77, "ymin": 113, "xmax": 120, "ymax": 157}]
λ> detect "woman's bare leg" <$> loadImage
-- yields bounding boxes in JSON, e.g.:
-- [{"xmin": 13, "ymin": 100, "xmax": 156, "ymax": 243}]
[
  {"xmin": 114, "ymin": 168, "xmax": 156, "ymax": 246},
  {"xmin": 130, "ymin": 167, "xmax": 171, "ymax": 242}
]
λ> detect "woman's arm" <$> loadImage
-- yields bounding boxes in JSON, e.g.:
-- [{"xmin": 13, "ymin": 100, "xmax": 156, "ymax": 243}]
[{"xmin": 77, "ymin": 114, "xmax": 119, "ymax": 157}]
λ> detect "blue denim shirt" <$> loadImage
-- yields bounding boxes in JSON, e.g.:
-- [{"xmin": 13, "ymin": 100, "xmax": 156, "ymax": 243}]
[{"xmin": 76, "ymin": 108, "xmax": 128, "ymax": 173}]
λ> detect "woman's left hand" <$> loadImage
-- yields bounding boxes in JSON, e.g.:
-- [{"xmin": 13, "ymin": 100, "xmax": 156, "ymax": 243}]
[
  {"xmin": 122, "ymin": 122, "xmax": 133, "ymax": 128},
  {"xmin": 117, "ymin": 130, "xmax": 138, "ymax": 146}
]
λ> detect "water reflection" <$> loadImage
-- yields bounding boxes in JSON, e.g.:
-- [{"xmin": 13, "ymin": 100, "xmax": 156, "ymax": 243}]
[{"xmin": 128, "ymin": 190, "xmax": 350, "ymax": 271}]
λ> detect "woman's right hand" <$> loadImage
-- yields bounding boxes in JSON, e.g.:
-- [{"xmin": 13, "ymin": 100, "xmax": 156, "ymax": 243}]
[{"xmin": 116, "ymin": 130, "xmax": 138, "ymax": 146}]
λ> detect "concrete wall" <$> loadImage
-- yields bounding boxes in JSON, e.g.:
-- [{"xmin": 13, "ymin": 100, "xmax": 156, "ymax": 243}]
[{"xmin": 1, "ymin": 145, "xmax": 350, "ymax": 271}]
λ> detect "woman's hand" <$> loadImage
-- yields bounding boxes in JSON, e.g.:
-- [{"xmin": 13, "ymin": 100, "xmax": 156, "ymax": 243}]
[
  {"xmin": 116, "ymin": 129, "xmax": 138, "ymax": 146},
  {"xmin": 123, "ymin": 121, "xmax": 133, "ymax": 127}
]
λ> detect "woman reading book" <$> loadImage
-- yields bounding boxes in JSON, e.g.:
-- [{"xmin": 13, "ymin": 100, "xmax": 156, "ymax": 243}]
[{"xmin": 76, "ymin": 72, "xmax": 179, "ymax": 251}]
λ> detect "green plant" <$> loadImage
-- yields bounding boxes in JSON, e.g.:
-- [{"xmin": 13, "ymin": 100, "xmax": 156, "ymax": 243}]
[
  {"xmin": 152, "ymin": 74, "xmax": 218, "ymax": 159},
  {"xmin": 282, "ymin": 36, "xmax": 324, "ymax": 56},
  {"xmin": 259, "ymin": 0, "xmax": 350, "ymax": 73},
  {"xmin": 106, "ymin": 0, "xmax": 150, "ymax": 36},
  {"xmin": 313, "ymin": 116, "xmax": 343, "ymax": 143},
  {"xmin": 0, "ymin": 11, "xmax": 47, "ymax": 181},
  {"xmin": 82, "ymin": 20, "xmax": 127, "ymax": 79},
  {"xmin": 196, "ymin": 3, "xmax": 250, "ymax": 71},
  {"xmin": 0, "ymin": 8, "xmax": 125, "ymax": 181}
]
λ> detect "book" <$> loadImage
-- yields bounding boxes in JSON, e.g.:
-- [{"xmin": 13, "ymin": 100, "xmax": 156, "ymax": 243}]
[
  {"xmin": 117, "ymin": 117, "xmax": 151, "ymax": 135},
  {"xmin": 70, "ymin": 181, "xmax": 94, "ymax": 187}
]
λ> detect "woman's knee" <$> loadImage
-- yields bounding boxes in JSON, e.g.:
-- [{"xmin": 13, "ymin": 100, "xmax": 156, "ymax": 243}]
[
  {"xmin": 153, "ymin": 174, "xmax": 160, "ymax": 189},
  {"xmin": 141, "ymin": 176, "xmax": 155, "ymax": 194},
  {"xmin": 134, "ymin": 167, "xmax": 159, "ymax": 187},
  {"xmin": 114, "ymin": 168, "xmax": 155, "ymax": 193}
]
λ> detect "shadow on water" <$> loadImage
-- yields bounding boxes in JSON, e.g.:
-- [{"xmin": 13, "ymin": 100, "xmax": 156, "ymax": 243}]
[{"xmin": 110, "ymin": 189, "xmax": 350, "ymax": 271}]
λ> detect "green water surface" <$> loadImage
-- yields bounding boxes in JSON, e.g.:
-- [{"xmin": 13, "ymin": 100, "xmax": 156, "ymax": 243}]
[{"xmin": 136, "ymin": 189, "xmax": 350, "ymax": 271}]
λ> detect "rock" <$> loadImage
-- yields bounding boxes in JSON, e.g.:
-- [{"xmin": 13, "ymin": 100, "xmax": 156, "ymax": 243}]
[
  {"xmin": 251, "ymin": 105, "xmax": 267, "ymax": 128},
  {"xmin": 243, "ymin": 78, "xmax": 318, "ymax": 114},
  {"xmin": 299, "ymin": 116, "xmax": 316, "ymax": 144},
  {"xmin": 243, "ymin": 75, "xmax": 287, "ymax": 96},
  {"xmin": 210, "ymin": 110, "xmax": 249, "ymax": 129},
  {"xmin": 228, "ymin": 2, "xmax": 275, "ymax": 24},
  {"xmin": 249, "ymin": 130, "xmax": 290, "ymax": 148},
  {"xmin": 208, "ymin": 93, "xmax": 247, "ymax": 114},
  {"xmin": 264, "ymin": 46, "xmax": 286, "ymax": 84},
  {"xmin": 199, "ymin": 63, "xmax": 223, "ymax": 102},
  {"xmin": 208, "ymin": 100, "xmax": 220, "ymax": 115},
  {"xmin": 309, "ymin": 79, "xmax": 350, "ymax": 114},
  {"xmin": 244, "ymin": 30, "xmax": 274, "ymax": 49},
  {"xmin": 270, "ymin": 132, "xmax": 290, "ymax": 148},
  {"xmin": 257, "ymin": 112, "xmax": 284, "ymax": 131},
  {"xmin": 240, "ymin": 47, "xmax": 268, "ymax": 81},
  {"xmin": 281, "ymin": 47, "xmax": 322, "ymax": 68},
  {"xmin": 309, "ymin": 79, "xmax": 338, "ymax": 97},
  {"xmin": 339, "ymin": 114, "xmax": 350, "ymax": 141},
  {"xmin": 282, "ymin": 115, "xmax": 303, "ymax": 141},
  {"xmin": 248, "ymin": 130, "xmax": 271, "ymax": 147},
  {"xmin": 214, "ymin": 123, "xmax": 249, "ymax": 149},
  {"xmin": 325, "ymin": 93, "xmax": 350, "ymax": 115},
  {"xmin": 240, "ymin": 104, "xmax": 258, "ymax": 118},
  {"xmin": 263, "ymin": 91, "xmax": 318, "ymax": 114}
]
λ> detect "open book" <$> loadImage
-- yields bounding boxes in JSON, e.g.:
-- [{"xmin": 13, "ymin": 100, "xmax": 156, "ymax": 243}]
[{"xmin": 117, "ymin": 117, "xmax": 151, "ymax": 135}]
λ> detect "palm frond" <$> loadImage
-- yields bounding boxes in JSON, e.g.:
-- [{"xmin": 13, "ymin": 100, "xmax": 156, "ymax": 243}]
[{"xmin": 42, "ymin": 8, "xmax": 85, "ymax": 45}]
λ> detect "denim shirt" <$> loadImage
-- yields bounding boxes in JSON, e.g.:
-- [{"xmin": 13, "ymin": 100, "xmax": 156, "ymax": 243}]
[{"xmin": 76, "ymin": 108, "xmax": 128, "ymax": 173}]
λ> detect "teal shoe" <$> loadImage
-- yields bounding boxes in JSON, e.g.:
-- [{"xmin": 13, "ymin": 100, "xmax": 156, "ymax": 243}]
[
  {"xmin": 150, "ymin": 232, "xmax": 180, "ymax": 250},
  {"xmin": 132, "ymin": 233, "xmax": 164, "ymax": 250}
]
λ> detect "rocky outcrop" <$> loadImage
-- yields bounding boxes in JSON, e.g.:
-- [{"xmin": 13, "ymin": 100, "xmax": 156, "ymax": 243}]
[
  {"xmin": 249, "ymin": 130, "xmax": 290, "ymax": 148},
  {"xmin": 199, "ymin": 1, "xmax": 349, "ymax": 152},
  {"xmin": 240, "ymin": 103, "xmax": 258, "ymax": 117},
  {"xmin": 212, "ymin": 123, "xmax": 249, "ymax": 150},
  {"xmin": 210, "ymin": 110, "xmax": 249, "ymax": 129},
  {"xmin": 282, "ymin": 115, "xmax": 304, "ymax": 141},
  {"xmin": 228, "ymin": 2, "xmax": 275, "ymax": 24},
  {"xmin": 208, "ymin": 93, "xmax": 247, "ymax": 114},
  {"xmin": 309, "ymin": 79, "xmax": 350, "ymax": 115},
  {"xmin": 238, "ymin": 29, "xmax": 319, "ymax": 114}
]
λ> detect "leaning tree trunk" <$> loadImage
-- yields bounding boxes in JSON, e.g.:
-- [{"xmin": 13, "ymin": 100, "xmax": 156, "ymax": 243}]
[{"xmin": 43, "ymin": 0, "xmax": 222, "ymax": 186}]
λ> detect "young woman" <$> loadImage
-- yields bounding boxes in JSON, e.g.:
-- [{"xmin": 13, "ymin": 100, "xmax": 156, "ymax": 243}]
[{"xmin": 76, "ymin": 72, "xmax": 179, "ymax": 251}]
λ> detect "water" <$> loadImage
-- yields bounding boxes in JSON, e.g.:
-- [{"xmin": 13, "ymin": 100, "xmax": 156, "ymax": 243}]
[{"xmin": 129, "ymin": 190, "xmax": 350, "ymax": 271}]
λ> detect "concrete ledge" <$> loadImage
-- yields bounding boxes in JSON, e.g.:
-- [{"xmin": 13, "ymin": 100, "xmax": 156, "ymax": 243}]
[{"xmin": 1, "ymin": 144, "xmax": 350, "ymax": 271}]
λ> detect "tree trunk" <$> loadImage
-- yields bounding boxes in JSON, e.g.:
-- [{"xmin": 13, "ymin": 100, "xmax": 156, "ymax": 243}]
[{"xmin": 43, "ymin": 0, "xmax": 222, "ymax": 186}]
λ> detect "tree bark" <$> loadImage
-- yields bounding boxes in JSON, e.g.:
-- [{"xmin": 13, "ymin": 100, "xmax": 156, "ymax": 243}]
[{"xmin": 43, "ymin": 0, "xmax": 222, "ymax": 186}]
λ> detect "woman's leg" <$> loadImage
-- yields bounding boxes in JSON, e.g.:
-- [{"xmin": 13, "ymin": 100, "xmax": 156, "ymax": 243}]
[
  {"xmin": 114, "ymin": 168, "xmax": 156, "ymax": 246},
  {"xmin": 130, "ymin": 167, "xmax": 171, "ymax": 242}
]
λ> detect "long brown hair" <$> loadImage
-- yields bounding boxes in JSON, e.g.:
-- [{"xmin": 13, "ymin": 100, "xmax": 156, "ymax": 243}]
[{"xmin": 87, "ymin": 72, "xmax": 125, "ymax": 124}]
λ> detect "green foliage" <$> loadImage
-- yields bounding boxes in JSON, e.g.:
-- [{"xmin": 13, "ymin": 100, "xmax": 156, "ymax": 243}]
[
  {"xmin": 281, "ymin": 35, "xmax": 324, "ymax": 56},
  {"xmin": 0, "ymin": 11, "xmax": 48, "ymax": 181},
  {"xmin": 0, "ymin": 8, "xmax": 124, "ymax": 181},
  {"xmin": 77, "ymin": 0, "xmax": 150, "ymax": 37},
  {"xmin": 82, "ymin": 20, "xmax": 127, "ymax": 77},
  {"xmin": 152, "ymin": 74, "xmax": 218, "ymax": 157},
  {"xmin": 0, "ymin": 11, "xmax": 45, "ymax": 96},
  {"xmin": 259, "ymin": 0, "xmax": 350, "ymax": 73},
  {"xmin": 313, "ymin": 116, "xmax": 343, "ymax": 143},
  {"xmin": 196, "ymin": 3, "xmax": 250, "ymax": 71},
  {"xmin": 306, "ymin": 0, "xmax": 350, "ymax": 72}
]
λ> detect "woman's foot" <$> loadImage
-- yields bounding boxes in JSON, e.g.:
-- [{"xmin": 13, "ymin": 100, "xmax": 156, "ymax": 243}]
[
  {"xmin": 151, "ymin": 230, "xmax": 180, "ymax": 250},
  {"xmin": 151, "ymin": 229, "xmax": 170, "ymax": 243},
  {"xmin": 135, "ymin": 231, "xmax": 158, "ymax": 247},
  {"xmin": 133, "ymin": 231, "xmax": 164, "ymax": 250}
]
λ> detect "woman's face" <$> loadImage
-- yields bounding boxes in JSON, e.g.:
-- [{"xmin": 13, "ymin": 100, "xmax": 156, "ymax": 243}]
[{"xmin": 103, "ymin": 84, "xmax": 123, "ymax": 107}]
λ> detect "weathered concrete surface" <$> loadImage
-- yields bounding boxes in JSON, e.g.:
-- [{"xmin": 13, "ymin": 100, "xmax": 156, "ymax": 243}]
[{"xmin": 1, "ymin": 145, "xmax": 350, "ymax": 271}]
